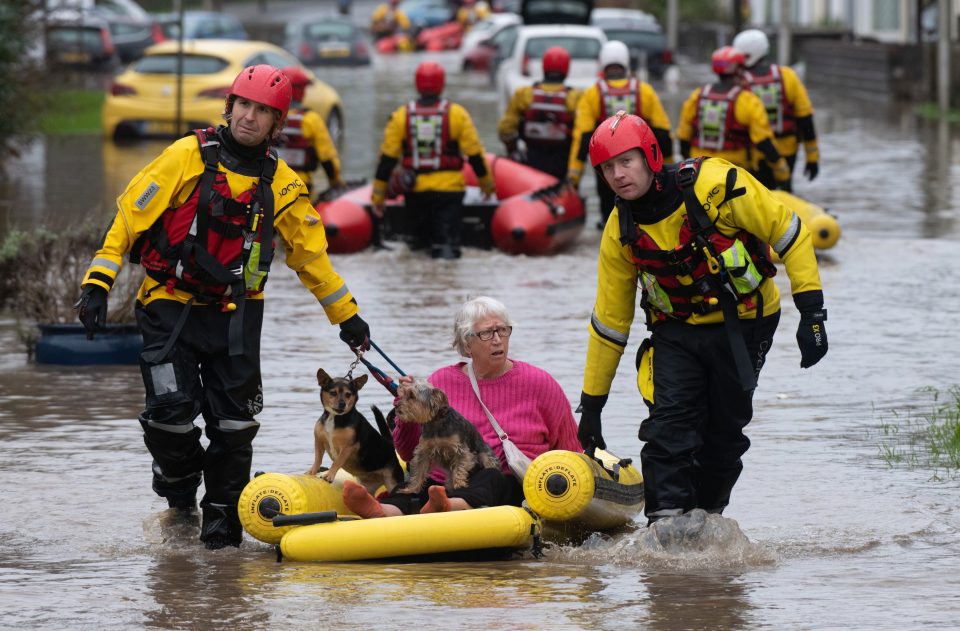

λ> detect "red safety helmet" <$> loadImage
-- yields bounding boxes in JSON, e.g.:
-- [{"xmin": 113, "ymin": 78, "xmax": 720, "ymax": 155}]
[
  {"xmin": 415, "ymin": 61, "xmax": 445, "ymax": 96},
  {"xmin": 711, "ymin": 46, "xmax": 745, "ymax": 76},
  {"xmin": 281, "ymin": 66, "xmax": 312, "ymax": 102},
  {"xmin": 588, "ymin": 111, "xmax": 663, "ymax": 172},
  {"xmin": 542, "ymin": 46, "xmax": 570, "ymax": 77},
  {"xmin": 229, "ymin": 64, "xmax": 293, "ymax": 120}
]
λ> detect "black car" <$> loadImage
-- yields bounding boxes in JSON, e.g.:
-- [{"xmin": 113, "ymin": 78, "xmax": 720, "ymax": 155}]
[
  {"xmin": 590, "ymin": 8, "xmax": 672, "ymax": 79},
  {"xmin": 285, "ymin": 17, "xmax": 371, "ymax": 67},
  {"xmin": 88, "ymin": 0, "xmax": 164, "ymax": 63},
  {"xmin": 44, "ymin": 10, "xmax": 120, "ymax": 71}
]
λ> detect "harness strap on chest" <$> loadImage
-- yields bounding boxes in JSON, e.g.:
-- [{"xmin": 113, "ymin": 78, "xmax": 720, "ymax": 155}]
[{"xmin": 676, "ymin": 158, "xmax": 757, "ymax": 391}]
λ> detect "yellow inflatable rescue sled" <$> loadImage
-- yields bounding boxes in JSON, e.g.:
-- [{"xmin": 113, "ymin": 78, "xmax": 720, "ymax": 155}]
[
  {"xmin": 770, "ymin": 189, "xmax": 841, "ymax": 252},
  {"xmin": 238, "ymin": 448, "xmax": 644, "ymax": 562}
]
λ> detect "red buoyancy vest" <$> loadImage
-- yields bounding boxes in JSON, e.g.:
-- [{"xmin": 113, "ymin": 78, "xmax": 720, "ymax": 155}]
[
  {"xmin": 621, "ymin": 158, "xmax": 776, "ymax": 322},
  {"xmin": 276, "ymin": 108, "xmax": 319, "ymax": 172},
  {"xmin": 521, "ymin": 84, "xmax": 574, "ymax": 147},
  {"xmin": 131, "ymin": 128, "xmax": 277, "ymax": 300},
  {"xmin": 741, "ymin": 64, "xmax": 795, "ymax": 136},
  {"xmin": 597, "ymin": 78, "xmax": 642, "ymax": 122},
  {"xmin": 691, "ymin": 84, "xmax": 749, "ymax": 151},
  {"xmin": 401, "ymin": 99, "xmax": 464, "ymax": 172}
]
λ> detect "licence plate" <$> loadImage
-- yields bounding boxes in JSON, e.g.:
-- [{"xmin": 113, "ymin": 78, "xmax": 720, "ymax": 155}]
[
  {"xmin": 58, "ymin": 51, "xmax": 91, "ymax": 64},
  {"xmin": 143, "ymin": 120, "xmax": 177, "ymax": 135},
  {"xmin": 319, "ymin": 44, "xmax": 350, "ymax": 57}
]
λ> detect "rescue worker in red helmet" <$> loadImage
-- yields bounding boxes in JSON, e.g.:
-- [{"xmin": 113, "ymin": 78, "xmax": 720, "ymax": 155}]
[
  {"xmin": 567, "ymin": 40, "xmax": 674, "ymax": 229},
  {"xmin": 371, "ymin": 0, "xmax": 410, "ymax": 39},
  {"xmin": 578, "ymin": 111, "xmax": 828, "ymax": 525},
  {"xmin": 676, "ymin": 46, "xmax": 791, "ymax": 186},
  {"xmin": 497, "ymin": 46, "xmax": 581, "ymax": 180},
  {"xmin": 371, "ymin": 60, "xmax": 495, "ymax": 259},
  {"xmin": 277, "ymin": 66, "xmax": 345, "ymax": 198},
  {"xmin": 733, "ymin": 29, "xmax": 820, "ymax": 192},
  {"xmin": 74, "ymin": 64, "xmax": 371, "ymax": 550}
]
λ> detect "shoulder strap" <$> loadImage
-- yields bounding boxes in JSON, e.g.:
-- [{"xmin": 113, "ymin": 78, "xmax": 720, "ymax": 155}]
[{"xmin": 467, "ymin": 361, "xmax": 510, "ymax": 442}]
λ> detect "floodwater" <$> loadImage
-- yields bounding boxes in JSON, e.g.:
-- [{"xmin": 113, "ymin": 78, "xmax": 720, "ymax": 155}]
[{"xmin": 2, "ymin": 45, "xmax": 960, "ymax": 630}]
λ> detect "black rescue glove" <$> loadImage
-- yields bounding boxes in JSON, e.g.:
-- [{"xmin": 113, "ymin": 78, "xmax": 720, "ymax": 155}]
[
  {"xmin": 576, "ymin": 392, "xmax": 608, "ymax": 455},
  {"xmin": 74, "ymin": 285, "xmax": 108, "ymax": 340},
  {"xmin": 804, "ymin": 161, "xmax": 819, "ymax": 181},
  {"xmin": 794, "ymin": 290, "xmax": 828, "ymax": 368},
  {"xmin": 338, "ymin": 313, "xmax": 371, "ymax": 351}
]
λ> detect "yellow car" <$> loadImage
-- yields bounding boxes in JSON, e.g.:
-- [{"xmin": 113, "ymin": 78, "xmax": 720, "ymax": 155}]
[{"xmin": 102, "ymin": 39, "xmax": 344, "ymax": 145}]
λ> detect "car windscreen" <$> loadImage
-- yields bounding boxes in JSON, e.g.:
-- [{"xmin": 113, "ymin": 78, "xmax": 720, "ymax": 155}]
[
  {"xmin": 524, "ymin": 36, "xmax": 601, "ymax": 59},
  {"xmin": 134, "ymin": 54, "xmax": 229, "ymax": 74},
  {"xmin": 604, "ymin": 29, "xmax": 666, "ymax": 49},
  {"xmin": 47, "ymin": 26, "xmax": 103, "ymax": 47},
  {"xmin": 305, "ymin": 23, "xmax": 354, "ymax": 39}
]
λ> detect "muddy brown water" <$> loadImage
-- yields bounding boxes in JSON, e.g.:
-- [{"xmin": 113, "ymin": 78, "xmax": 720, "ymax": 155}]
[{"xmin": 1, "ymin": 50, "xmax": 959, "ymax": 629}]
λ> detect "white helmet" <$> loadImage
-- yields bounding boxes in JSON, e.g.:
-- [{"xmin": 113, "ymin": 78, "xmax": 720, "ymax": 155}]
[
  {"xmin": 599, "ymin": 40, "xmax": 630, "ymax": 71},
  {"xmin": 732, "ymin": 29, "xmax": 769, "ymax": 67}
]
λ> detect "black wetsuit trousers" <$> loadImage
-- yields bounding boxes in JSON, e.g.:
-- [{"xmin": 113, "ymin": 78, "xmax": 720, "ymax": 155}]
[
  {"xmin": 405, "ymin": 190, "xmax": 465, "ymax": 259},
  {"xmin": 638, "ymin": 312, "xmax": 779, "ymax": 517},
  {"xmin": 136, "ymin": 299, "xmax": 264, "ymax": 515}
]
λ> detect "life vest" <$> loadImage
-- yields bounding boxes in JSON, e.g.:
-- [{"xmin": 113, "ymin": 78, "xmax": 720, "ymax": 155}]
[
  {"xmin": 521, "ymin": 84, "xmax": 573, "ymax": 148},
  {"xmin": 741, "ymin": 64, "xmax": 795, "ymax": 136},
  {"xmin": 597, "ymin": 78, "xmax": 641, "ymax": 122},
  {"xmin": 130, "ymin": 128, "xmax": 277, "ymax": 302},
  {"xmin": 620, "ymin": 157, "xmax": 776, "ymax": 323},
  {"xmin": 401, "ymin": 99, "xmax": 464, "ymax": 172},
  {"xmin": 691, "ymin": 84, "xmax": 749, "ymax": 151},
  {"xmin": 276, "ymin": 108, "xmax": 319, "ymax": 172}
]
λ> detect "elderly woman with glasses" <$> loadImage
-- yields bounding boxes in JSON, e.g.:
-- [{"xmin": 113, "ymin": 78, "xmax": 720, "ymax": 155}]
[{"xmin": 342, "ymin": 296, "xmax": 582, "ymax": 518}]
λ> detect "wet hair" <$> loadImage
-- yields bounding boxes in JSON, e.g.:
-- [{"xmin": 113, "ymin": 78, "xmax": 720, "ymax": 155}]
[
  {"xmin": 222, "ymin": 94, "xmax": 284, "ymax": 139},
  {"xmin": 452, "ymin": 296, "xmax": 514, "ymax": 356}
]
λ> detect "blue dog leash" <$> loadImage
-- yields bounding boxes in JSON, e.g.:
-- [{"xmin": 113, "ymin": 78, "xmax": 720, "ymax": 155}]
[
  {"xmin": 354, "ymin": 339, "xmax": 407, "ymax": 396},
  {"xmin": 369, "ymin": 339, "xmax": 406, "ymax": 377}
]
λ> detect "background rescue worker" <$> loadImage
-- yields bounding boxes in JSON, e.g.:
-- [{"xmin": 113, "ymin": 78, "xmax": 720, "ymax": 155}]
[
  {"xmin": 577, "ymin": 111, "xmax": 828, "ymax": 525},
  {"xmin": 676, "ymin": 46, "xmax": 791, "ymax": 187},
  {"xmin": 497, "ymin": 46, "xmax": 580, "ymax": 181},
  {"xmin": 371, "ymin": 0, "xmax": 410, "ymax": 39},
  {"xmin": 567, "ymin": 40, "xmax": 673, "ymax": 229},
  {"xmin": 370, "ymin": 61, "xmax": 495, "ymax": 259},
  {"xmin": 733, "ymin": 28, "xmax": 820, "ymax": 192},
  {"xmin": 278, "ymin": 66, "xmax": 345, "ymax": 199},
  {"xmin": 74, "ymin": 65, "xmax": 372, "ymax": 550},
  {"xmin": 457, "ymin": 0, "xmax": 491, "ymax": 31}
]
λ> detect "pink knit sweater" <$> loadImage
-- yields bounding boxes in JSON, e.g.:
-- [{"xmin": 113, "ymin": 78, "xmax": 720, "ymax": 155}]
[{"xmin": 393, "ymin": 360, "xmax": 582, "ymax": 477}]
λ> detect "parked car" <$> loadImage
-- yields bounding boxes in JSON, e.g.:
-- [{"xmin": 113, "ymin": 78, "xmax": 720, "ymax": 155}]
[
  {"xmin": 399, "ymin": 0, "xmax": 454, "ymax": 32},
  {"xmin": 102, "ymin": 39, "xmax": 345, "ymax": 144},
  {"xmin": 44, "ymin": 9, "xmax": 120, "ymax": 71},
  {"xmin": 459, "ymin": 12, "xmax": 521, "ymax": 71},
  {"xmin": 155, "ymin": 10, "xmax": 248, "ymax": 41},
  {"xmin": 285, "ymin": 16, "xmax": 371, "ymax": 66},
  {"xmin": 493, "ymin": 24, "xmax": 607, "ymax": 113},
  {"xmin": 88, "ymin": 0, "xmax": 165, "ymax": 63},
  {"xmin": 590, "ymin": 8, "xmax": 672, "ymax": 79},
  {"xmin": 520, "ymin": 0, "xmax": 593, "ymax": 25}
]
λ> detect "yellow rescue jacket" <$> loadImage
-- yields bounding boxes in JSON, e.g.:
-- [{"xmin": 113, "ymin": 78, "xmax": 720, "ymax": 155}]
[
  {"xmin": 497, "ymin": 81, "xmax": 581, "ymax": 145},
  {"xmin": 278, "ymin": 105, "xmax": 340, "ymax": 190},
  {"xmin": 582, "ymin": 158, "xmax": 822, "ymax": 397},
  {"xmin": 568, "ymin": 78, "xmax": 673, "ymax": 175},
  {"xmin": 741, "ymin": 63, "xmax": 815, "ymax": 159},
  {"xmin": 81, "ymin": 132, "xmax": 359, "ymax": 325},
  {"xmin": 676, "ymin": 84, "xmax": 774, "ymax": 170},
  {"xmin": 376, "ymin": 100, "xmax": 489, "ymax": 193}
]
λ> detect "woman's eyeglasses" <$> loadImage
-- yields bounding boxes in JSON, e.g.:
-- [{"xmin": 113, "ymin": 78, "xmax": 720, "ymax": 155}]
[{"xmin": 471, "ymin": 325, "xmax": 513, "ymax": 341}]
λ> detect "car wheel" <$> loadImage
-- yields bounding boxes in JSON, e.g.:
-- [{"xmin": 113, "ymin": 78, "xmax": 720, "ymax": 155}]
[{"xmin": 326, "ymin": 107, "xmax": 344, "ymax": 150}]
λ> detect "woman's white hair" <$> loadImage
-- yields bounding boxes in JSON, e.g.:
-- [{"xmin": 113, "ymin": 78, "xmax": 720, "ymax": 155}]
[{"xmin": 452, "ymin": 296, "xmax": 514, "ymax": 356}]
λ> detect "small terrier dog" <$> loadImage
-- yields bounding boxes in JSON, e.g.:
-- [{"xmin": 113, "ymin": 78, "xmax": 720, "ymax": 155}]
[
  {"xmin": 307, "ymin": 368, "xmax": 404, "ymax": 495},
  {"xmin": 396, "ymin": 379, "xmax": 500, "ymax": 493}
]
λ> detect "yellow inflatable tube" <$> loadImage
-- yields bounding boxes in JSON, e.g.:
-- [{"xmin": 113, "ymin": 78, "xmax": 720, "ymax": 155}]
[
  {"xmin": 279, "ymin": 505, "xmax": 538, "ymax": 562},
  {"xmin": 239, "ymin": 471, "xmax": 358, "ymax": 545},
  {"xmin": 770, "ymin": 189, "xmax": 841, "ymax": 252},
  {"xmin": 523, "ymin": 448, "xmax": 644, "ymax": 536}
]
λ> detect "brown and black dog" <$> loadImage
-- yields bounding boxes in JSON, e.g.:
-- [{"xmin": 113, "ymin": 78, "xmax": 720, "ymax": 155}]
[
  {"xmin": 307, "ymin": 368, "xmax": 404, "ymax": 495},
  {"xmin": 396, "ymin": 379, "xmax": 500, "ymax": 493}
]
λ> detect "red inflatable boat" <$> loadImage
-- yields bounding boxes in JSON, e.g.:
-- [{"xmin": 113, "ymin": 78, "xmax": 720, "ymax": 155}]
[{"xmin": 315, "ymin": 154, "xmax": 585, "ymax": 256}]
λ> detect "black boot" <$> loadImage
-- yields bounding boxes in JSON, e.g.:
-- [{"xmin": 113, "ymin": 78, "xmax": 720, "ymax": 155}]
[{"xmin": 200, "ymin": 502, "xmax": 242, "ymax": 550}]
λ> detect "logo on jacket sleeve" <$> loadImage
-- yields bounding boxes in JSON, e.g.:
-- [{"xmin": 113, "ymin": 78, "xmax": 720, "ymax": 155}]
[{"xmin": 135, "ymin": 182, "xmax": 161, "ymax": 210}]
